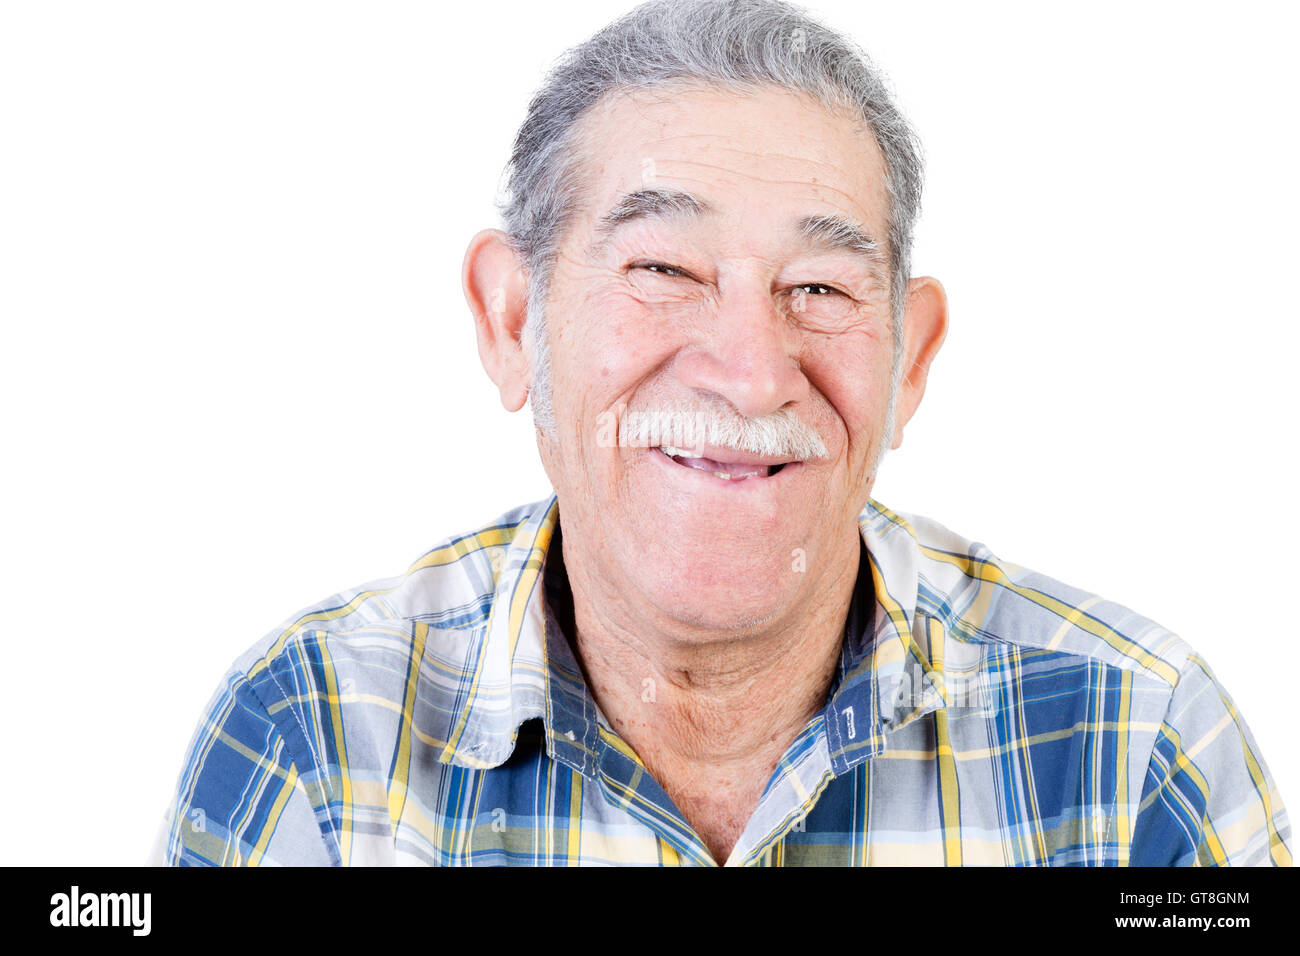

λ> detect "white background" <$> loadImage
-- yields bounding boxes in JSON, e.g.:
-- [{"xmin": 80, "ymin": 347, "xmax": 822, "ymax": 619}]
[{"xmin": 1, "ymin": 0, "xmax": 1295, "ymax": 865}]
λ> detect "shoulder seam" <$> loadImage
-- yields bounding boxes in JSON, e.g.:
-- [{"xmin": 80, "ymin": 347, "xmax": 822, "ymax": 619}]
[{"xmin": 234, "ymin": 664, "xmax": 345, "ymax": 865}]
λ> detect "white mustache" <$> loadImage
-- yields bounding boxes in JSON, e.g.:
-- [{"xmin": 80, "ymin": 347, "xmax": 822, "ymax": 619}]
[{"xmin": 616, "ymin": 404, "xmax": 828, "ymax": 461}]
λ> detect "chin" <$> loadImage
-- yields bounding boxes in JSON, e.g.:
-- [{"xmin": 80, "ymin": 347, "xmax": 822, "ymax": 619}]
[{"xmin": 640, "ymin": 548, "xmax": 797, "ymax": 635}]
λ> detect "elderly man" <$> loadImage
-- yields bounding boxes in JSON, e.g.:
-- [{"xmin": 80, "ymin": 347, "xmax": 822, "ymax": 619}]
[{"xmin": 153, "ymin": 0, "xmax": 1290, "ymax": 866}]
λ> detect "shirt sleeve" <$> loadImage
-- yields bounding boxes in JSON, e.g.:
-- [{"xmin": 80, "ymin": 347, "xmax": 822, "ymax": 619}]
[
  {"xmin": 151, "ymin": 668, "xmax": 339, "ymax": 866},
  {"xmin": 1130, "ymin": 652, "xmax": 1292, "ymax": 866}
]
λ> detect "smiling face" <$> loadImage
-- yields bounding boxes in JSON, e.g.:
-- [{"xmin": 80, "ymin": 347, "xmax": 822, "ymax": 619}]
[{"xmin": 470, "ymin": 82, "xmax": 947, "ymax": 636}]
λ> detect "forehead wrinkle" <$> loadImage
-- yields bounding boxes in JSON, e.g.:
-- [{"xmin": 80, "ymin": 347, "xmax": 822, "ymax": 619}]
[
  {"xmin": 633, "ymin": 157, "xmax": 881, "ymax": 217},
  {"xmin": 649, "ymin": 138, "xmax": 860, "ymax": 175}
]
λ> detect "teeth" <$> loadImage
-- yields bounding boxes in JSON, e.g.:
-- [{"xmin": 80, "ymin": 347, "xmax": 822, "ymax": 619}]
[{"xmin": 655, "ymin": 446, "xmax": 771, "ymax": 480}]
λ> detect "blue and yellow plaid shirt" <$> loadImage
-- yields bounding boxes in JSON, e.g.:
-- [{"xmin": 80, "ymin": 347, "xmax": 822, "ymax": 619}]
[{"xmin": 152, "ymin": 494, "xmax": 1291, "ymax": 866}]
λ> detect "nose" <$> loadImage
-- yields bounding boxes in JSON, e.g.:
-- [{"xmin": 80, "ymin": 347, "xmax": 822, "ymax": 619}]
[{"xmin": 672, "ymin": 281, "xmax": 809, "ymax": 419}]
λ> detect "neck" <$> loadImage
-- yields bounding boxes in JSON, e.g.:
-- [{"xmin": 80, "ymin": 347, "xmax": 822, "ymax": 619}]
[{"xmin": 556, "ymin": 524, "xmax": 860, "ymax": 779}]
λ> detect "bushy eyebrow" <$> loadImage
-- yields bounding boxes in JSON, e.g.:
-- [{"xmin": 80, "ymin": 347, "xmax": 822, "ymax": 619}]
[
  {"xmin": 587, "ymin": 188, "xmax": 712, "ymax": 257},
  {"xmin": 795, "ymin": 213, "xmax": 888, "ymax": 285},
  {"xmin": 586, "ymin": 188, "xmax": 888, "ymax": 284}
]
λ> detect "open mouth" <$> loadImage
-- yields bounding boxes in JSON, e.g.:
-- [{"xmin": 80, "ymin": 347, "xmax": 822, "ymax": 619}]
[{"xmin": 655, "ymin": 444, "xmax": 792, "ymax": 481}]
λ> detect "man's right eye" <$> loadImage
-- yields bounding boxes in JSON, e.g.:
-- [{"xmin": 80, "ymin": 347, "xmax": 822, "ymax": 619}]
[{"xmin": 634, "ymin": 261, "xmax": 685, "ymax": 277}]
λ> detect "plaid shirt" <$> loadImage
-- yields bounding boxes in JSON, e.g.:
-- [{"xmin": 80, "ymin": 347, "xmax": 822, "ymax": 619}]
[{"xmin": 151, "ymin": 494, "xmax": 1291, "ymax": 866}]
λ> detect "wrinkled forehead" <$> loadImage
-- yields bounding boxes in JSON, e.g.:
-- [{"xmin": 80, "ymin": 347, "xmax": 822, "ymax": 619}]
[{"xmin": 562, "ymin": 82, "xmax": 893, "ymax": 259}]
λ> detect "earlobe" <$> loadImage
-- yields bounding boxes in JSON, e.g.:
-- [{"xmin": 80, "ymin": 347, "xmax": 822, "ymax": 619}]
[{"xmin": 462, "ymin": 228, "xmax": 532, "ymax": 412}]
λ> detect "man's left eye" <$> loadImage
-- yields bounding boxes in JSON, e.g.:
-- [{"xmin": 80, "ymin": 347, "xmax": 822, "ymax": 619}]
[{"xmin": 795, "ymin": 283, "xmax": 842, "ymax": 296}]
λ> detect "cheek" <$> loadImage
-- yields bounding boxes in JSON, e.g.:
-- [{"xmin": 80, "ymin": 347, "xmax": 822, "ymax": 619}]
[
  {"xmin": 554, "ymin": 290, "xmax": 684, "ymax": 404},
  {"xmin": 800, "ymin": 330, "xmax": 895, "ymax": 441}
]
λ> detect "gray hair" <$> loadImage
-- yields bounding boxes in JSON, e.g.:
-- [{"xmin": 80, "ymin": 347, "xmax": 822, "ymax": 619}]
[{"xmin": 496, "ymin": 0, "xmax": 924, "ymax": 467}]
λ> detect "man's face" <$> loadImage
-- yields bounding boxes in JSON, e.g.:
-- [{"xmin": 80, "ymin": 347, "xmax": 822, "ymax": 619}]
[{"xmin": 533, "ymin": 83, "xmax": 922, "ymax": 632}]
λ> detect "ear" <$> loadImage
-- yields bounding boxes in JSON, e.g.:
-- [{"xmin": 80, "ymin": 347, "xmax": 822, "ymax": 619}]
[
  {"xmin": 462, "ymin": 228, "xmax": 532, "ymax": 412},
  {"xmin": 889, "ymin": 275, "xmax": 948, "ymax": 450}
]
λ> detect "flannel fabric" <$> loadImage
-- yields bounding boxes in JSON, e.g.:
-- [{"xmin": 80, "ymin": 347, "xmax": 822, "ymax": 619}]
[{"xmin": 151, "ymin": 494, "xmax": 1291, "ymax": 866}]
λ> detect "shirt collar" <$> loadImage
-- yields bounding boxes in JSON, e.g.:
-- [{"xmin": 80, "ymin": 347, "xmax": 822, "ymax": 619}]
[
  {"xmin": 438, "ymin": 493, "xmax": 946, "ymax": 776},
  {"xmin": 821, "ymin": 499, "xmax": 948, "ymax": 774}
]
